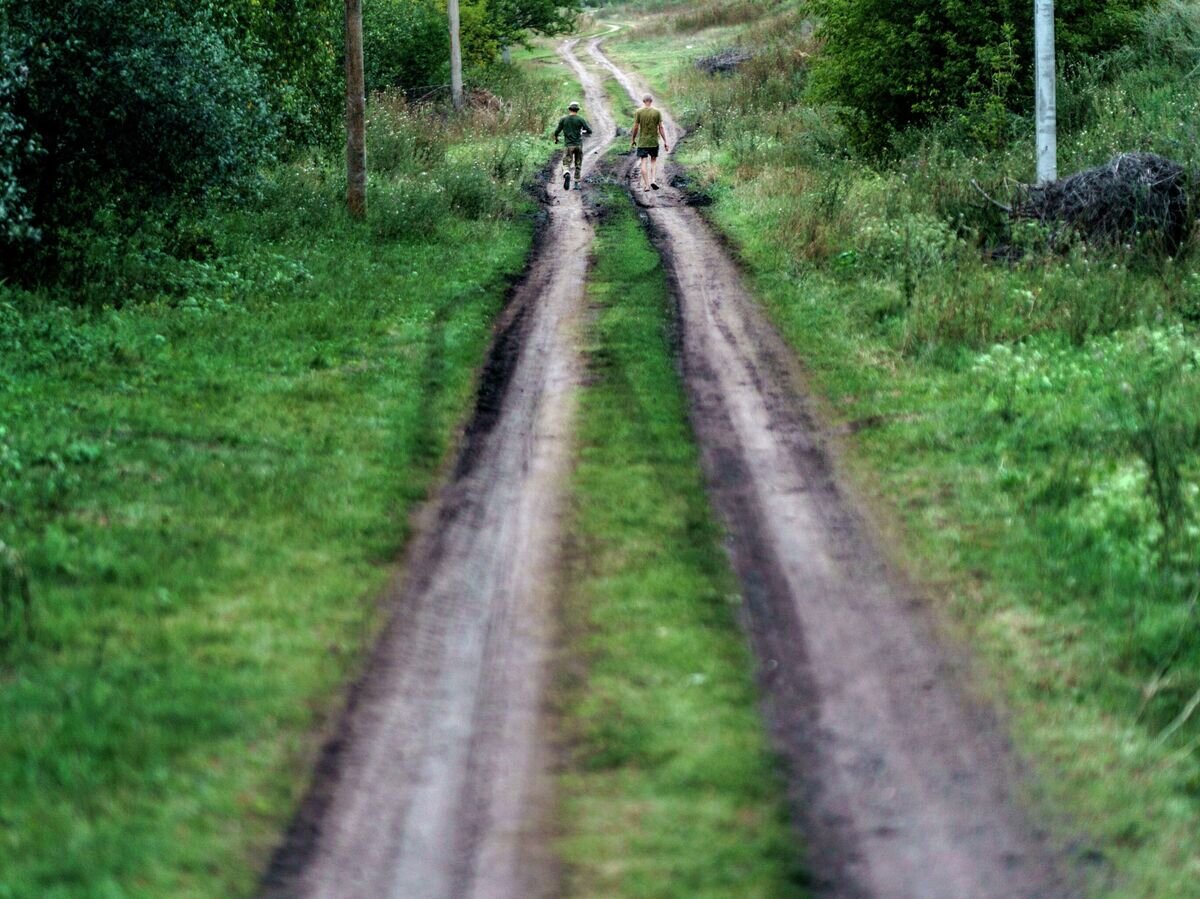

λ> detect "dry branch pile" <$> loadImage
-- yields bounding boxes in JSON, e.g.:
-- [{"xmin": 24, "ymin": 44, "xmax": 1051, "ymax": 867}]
[{"xmin": 1014, "ymin": 153, "xmax": 1194, "ymax": 252}]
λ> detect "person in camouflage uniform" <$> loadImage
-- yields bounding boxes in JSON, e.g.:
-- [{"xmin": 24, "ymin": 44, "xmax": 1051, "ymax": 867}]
[{"xmin": 553, "ymin": 101, "xmax": 592, "ymax": 191}]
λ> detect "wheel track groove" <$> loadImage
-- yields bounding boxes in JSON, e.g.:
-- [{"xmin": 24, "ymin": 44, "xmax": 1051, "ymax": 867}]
[{"xmin": 260, "ymin": 38, "xmax": 617, "ymax": 899}]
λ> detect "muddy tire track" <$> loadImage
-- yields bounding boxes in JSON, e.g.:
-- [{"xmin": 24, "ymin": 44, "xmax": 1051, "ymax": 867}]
[
  {"xmin": 260, "ymin": 39, "xmax": 617, "ymax": 899},
  {"xmin": 583, "ymin": 40, "xmax": 1080, "ymax": 899}
]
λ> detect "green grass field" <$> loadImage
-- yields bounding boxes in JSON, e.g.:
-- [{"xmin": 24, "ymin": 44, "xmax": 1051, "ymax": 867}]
[
  {"xmin": 556, "ymin": 186, "xmax": 807, "ymax": 899},
  {"xmin": 0, "ymin": 68, "xmax": 559, "ymax": 895}
]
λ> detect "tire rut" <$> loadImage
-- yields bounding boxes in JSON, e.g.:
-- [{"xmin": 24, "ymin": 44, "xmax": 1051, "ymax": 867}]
[
  {"xmin": 582, "ymin": 39, "xmax": 1081, "ymax": 899},
  {"xmin": 260, "ymin": 39, "xmax": 617, "ymax": 899}
]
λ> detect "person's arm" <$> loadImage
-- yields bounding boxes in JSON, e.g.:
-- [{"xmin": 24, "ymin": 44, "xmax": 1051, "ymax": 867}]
[
  {"xmin": 553, "ymin": 117, "xmax": 563, "ymax": 143},
  {"xmin": 658, "ymin": 122, "xmax": 669, "ymax": 152},
  {"xmin": 581, "ymin": 118, "xmax": 592, "ymax": 135},
  {"xmin": 630, "ymin": 116, "xmax": 639, "ymax": 147}
]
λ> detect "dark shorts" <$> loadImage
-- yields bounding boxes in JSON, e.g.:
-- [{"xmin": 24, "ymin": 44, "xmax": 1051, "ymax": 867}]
[{"xmin": 636, "ymin": 146, "xmax": 659, "ymax": 160}]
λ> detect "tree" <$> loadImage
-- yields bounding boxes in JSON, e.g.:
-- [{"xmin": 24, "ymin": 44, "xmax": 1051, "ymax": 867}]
[
  {"xmin": 809, "ymin": 0, "xmax": 1150, "ymax": 154},
  {"xmin": 1, "ymin": 0, "xmax": 276, "ymax": 277},
  {"xmin": 490, "ymin": 0, "xmax": 580, "ymax": 47}
]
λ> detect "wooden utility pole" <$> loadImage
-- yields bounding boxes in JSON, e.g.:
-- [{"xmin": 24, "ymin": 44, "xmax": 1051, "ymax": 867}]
[
  {"xmin": 1034, "ymin": 0, "xmax": 1057, "ymax": 184},
  {"xmin": 449, "ymin": 0, "xmax": 464, "ymax": 110},
  {"xmin": 346, "ymin": 0, "xmax": 367, "ymax": 218}
]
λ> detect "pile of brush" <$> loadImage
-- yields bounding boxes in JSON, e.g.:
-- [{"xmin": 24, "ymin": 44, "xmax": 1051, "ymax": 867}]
[
  {"xmin": 695, "ymin": 49, "xmax": 753, "ymax": 75},
  {"xmin": 1013, "ymin": 152, "xmax": 1193, "ymax": 253}
]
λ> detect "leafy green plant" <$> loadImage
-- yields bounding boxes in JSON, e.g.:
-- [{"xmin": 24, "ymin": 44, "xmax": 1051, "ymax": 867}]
[
  {"xmin": 0, "ymin": 539, "xmax": 33, "ymax": 646},
  {"xmin": 3, "ymin": 0, "xmax": 277, "ymax": 279},
  {"xmin": 1107, "ymin": 330, "xmax": 1200, "ymax": 568},
  {"xmin": 0, "ymin": 39, "xmax": 39, "ymax": 250},
  {"xmin": 809, "ymin": 0, "xmax": 1151, "ymax": 154}
]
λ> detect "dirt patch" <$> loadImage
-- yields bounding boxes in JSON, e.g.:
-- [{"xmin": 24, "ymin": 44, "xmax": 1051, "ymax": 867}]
[{"xmin": 584, "ymin": 39, "xmax": 1085, "ymax": 899}]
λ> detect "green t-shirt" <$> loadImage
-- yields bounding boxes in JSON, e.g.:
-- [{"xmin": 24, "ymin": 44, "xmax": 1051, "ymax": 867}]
[
  {"xmin": 633, "ymin": 107, "xmax": 663, "ymax": 148},
  {"xmin": 555, "ymin": 114, "xmax": 592, "ymax": 147}
]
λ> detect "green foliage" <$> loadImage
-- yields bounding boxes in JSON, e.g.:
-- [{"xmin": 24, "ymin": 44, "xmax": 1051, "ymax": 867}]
[
  {"xmin": 1139, "ymin": 0, "xmax": 1200, "ymax": 68},
  {"xmin": 364, "ymin": 0, "xmax": 581, "ymax": 95},
  {"xmin": 0, "ymin": 64, "xmax": 553, "ymax": 887},
  {"xmin": 0, "ymin": 39, "xmax": 38, "ymax": 250},
  {"xmin": 2, "ymin": 0, "xmax": 277, "ymax": 282},
  {"xmin": 490, "ymin": 0, "xmax": 580, "ymax": 44},
  {"xmin": 810, "ymin": 0, "xmax": 1151, "ymax": 154},
  {"xmin": 219, "ymin": 0, "xmax": 341, "ymax": 147},
  {"xmin": 364, "ymin": 0, "xmax": 454, "ymax": 94}
]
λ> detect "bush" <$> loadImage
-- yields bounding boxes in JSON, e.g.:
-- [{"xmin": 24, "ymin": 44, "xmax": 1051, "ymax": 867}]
[
  {"xmin": 2, "ymin": 0, "xmax": 277, "ymax": 280},
  {"xmin": 810, "ymin": 0, "xmax": 1152, "ymax": 155},
  {"xmin": 443, "ymin": 165, "xmax": 504, "ymax": 217},
  {"xmin": 0, "ymin": 39, "xmax": 38, "ymax": 251},
  {"xmin": 364, "ymin": 0, "xmax": 504, "ymax": 96},
  {"xmin": 1140, "ymin": 0, "xmax": 1200, "ymax": 68},
  {"xmin": 364, "ymin": 0, "xmax": 453, "ymax": 95},
  {"xmin": 367, "ymin": 96, "xmax": 449, "ymax": 176},
  {"xmin": 369, "ymin": 182, "xmax": 446, "ymax": 241}
]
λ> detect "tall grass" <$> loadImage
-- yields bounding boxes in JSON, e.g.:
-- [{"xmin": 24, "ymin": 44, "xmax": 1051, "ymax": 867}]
[{"xmin": 0, "ymin": 59, "xmax": 562, "ymax": 898}]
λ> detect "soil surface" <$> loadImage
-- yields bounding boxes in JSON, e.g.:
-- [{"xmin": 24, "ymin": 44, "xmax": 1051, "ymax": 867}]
[
  {"xmin": 260, "ymin": 38, "xmax": 616, "ymax": 899},
  {"xmin": 586, "ymin": 40, "xmax": 1079, "ymax": 899}
]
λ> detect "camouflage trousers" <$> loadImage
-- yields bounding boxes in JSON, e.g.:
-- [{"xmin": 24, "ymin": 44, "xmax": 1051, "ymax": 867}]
[{"xmin": 562, "ymin": 145, "xmax": 583, "ymax": 179}]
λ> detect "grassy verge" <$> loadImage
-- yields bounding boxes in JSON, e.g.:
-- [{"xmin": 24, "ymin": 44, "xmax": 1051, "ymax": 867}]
[
  {"xmin": 0, "ymin": 69, "xmax": 560, "ymax": 897},
  {"xmin": 556, "ymin": 186, "xmax": 806, "ymax": 899},
  {"xmin": 601, "ymin": 7, "xmax": 1200, "ymax": 896}
]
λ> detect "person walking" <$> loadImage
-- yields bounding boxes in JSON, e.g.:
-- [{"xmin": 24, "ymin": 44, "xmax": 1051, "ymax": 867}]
[
  {"xmin": 629, "ymin": 94, "xmax": 669, "ymax": 192},
  {"xmin": 554, "ymin": 102, "xmax": 592, "ymax": 191}
]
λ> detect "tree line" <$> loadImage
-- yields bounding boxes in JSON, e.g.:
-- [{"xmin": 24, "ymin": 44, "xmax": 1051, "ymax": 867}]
[{"xmin": 0, "ymin": 0, "xmax": 578, "ymax": 286}]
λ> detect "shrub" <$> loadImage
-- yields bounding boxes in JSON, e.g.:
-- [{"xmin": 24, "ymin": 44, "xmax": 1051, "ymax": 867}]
[
  {"xmin": 2, "ymin": 0, "xmax": 277, "ymax": 280},
  {"xmin": 443, "ymin": 165, "xmax": 504, "ymax": 217},
  {"xmin": 1140, "ymin": 0, "xmax": 1200, "ymax": 69},
  {"xmin": 367, "ymin": 96, "xmax": 448, "ymax": 176},
  {"xmin": 364, "ymin": 0, "xmax": 453, "ymax": 95},
  {"xmin": 0, "ymin": 38, "xmax": 38, "ymax": 252},
  {"xmin": 810, "ymin": 0, "xmax": 1152, "ymax": 155},
  {"xmin": 369, "ymin": 181, "xmax": 445, "ymax": 242}
]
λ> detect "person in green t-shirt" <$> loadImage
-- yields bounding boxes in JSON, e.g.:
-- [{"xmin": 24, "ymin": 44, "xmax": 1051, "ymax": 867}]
[
  {"xmin": 553, "ymin": 102, "xmax": 592, "ymax": 191},
  {"xmin": 629, "ymin": 94, "xmax": 669, "ymax": 192}
]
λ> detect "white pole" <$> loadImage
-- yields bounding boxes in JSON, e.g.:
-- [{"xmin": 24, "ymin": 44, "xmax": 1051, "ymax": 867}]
[
  {"xmin": 449, "ymin": 0, "xmax": 464, "ymax": 110},
  {"xmin": 1034, "ymin": 0, "xmax": 1057, "ymax": 184}
]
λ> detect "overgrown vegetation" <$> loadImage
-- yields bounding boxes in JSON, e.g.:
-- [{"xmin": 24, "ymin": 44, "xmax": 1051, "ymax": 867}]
[
  {"xmin": 0, "ymin": 0, "xmax": 579, "ymax": 292},
  {"xmin": 0, "ymin": 48, "xmax": 565, "ymax": 895},
  {"xmin": 810, "ymin": 0, "xmax": 1152, "ymax": 154},
  {"xmin": 600, "ymin": 0, "xmax": 1200, "ymax": 893},
  {"xmin": 558, "ymin": 186, "xmax": 806, "ymax": 899}
]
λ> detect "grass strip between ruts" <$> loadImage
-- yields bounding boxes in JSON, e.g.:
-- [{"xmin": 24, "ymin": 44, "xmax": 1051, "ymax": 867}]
[{"xmin": 556, "ymin": 186, "xmax": 808, "ymax": 899}]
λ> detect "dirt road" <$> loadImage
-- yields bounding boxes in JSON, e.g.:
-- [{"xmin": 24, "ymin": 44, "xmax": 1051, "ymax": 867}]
[
  {"xmin": 261, "ymin": 39, "xmax": 616, "ymax": 899},
  {"xmin": 264, "ymin": 33, "xmax": 1074, "ymax": 899},
  {"xmin": 585, "ymin": 40, "xmax": 1077, "ymax": 899}
]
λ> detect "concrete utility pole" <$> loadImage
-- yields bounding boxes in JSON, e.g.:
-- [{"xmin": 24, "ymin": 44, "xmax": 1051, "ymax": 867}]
[
  {"xmin": 449, "ymin": 0, "xmax": 464, "ymax": 110},
  {"xmin": 345, "ymin": 0, "xmax": 367, "ymax": 218},
  {"xmin": 1034, "ymin": 0, "xmax": 1057, "ymax": 184}
]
